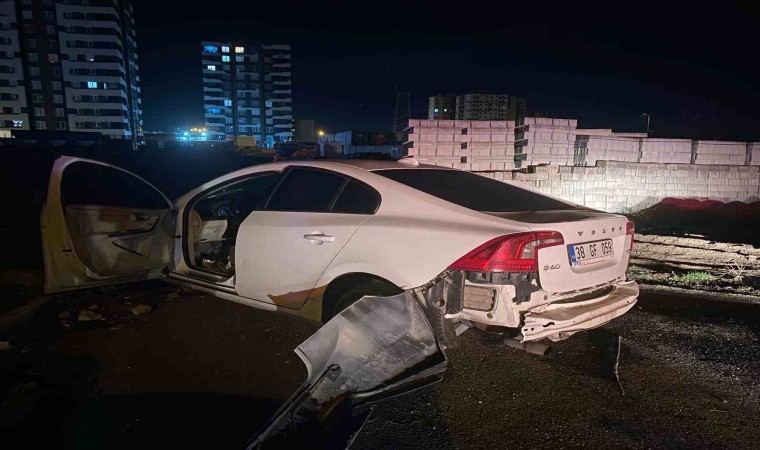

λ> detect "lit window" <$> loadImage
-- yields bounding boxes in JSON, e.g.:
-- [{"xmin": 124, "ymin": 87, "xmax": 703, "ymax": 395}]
[
  {"xmin": 222, "ymin": 55, "xmax": 229, "ymax": 62},
  {"xmin": 222, "ymin": 46, "xmax": 229, "ymax": 53},
  {"xmin": 223, "ymin": 99, "xmax": 232, "ymax": 106},
  {"xmin": 87, "ymin": 81, "xmax": 98, "ymax": 88},
  {"xmin": 206, "ymin": 65, "xmax": 216, "ymax": 71},
  {"xmin": 434, "ymin": 108, "xmax": 439, "ymax": 113},
  {"xmin": 203, "ymin": 45, "xmax": 218, "ymax": 53},
  {"xmin": 235, "ymin": 46, "xmax": 244, "ymax": 53},
  {"xmin": 208, "ymin": 108, "xmax": 220, "ymax": 114},
  {"xmin": 265, "ymin": 100, "xmax": 272, "ymax": 108}
]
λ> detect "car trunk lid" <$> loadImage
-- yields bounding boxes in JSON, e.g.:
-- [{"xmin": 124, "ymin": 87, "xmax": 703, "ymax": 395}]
[{"xmin": 485, "ymin": 209, "xmax": 632, "ymax": 293}]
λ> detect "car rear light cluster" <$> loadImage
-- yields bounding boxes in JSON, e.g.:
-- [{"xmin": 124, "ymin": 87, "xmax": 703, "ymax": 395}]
[
  {"xmin": 449, "ymin": 231, "xmax": 564, "ymax": 273},
  {"xmin": 626, "ymin": 221, "xmax": 635, "ymax": 251}
]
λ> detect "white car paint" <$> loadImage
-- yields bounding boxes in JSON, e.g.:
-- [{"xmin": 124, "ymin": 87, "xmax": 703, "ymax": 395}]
[{"xmin": 42, "ymin": 156, "xmax": 638, "ymax": 341}]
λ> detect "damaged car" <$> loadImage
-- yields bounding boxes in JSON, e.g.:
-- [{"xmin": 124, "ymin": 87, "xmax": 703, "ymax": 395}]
[
  {"xmin": 42, "ymin": 155, "xmax": 638, "ymax": 345},
  {"xmin": 41, "ymin": 155, "xmax": 639, "ymax": 445}
]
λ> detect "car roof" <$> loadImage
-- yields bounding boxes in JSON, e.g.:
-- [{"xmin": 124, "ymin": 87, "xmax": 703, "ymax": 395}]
[{"xmin": 289, "ymin": 158, "xmax": 453, "ymax": 171}]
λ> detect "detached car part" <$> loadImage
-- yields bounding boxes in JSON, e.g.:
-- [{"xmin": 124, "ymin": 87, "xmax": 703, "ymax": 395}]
[{"xmin": 246, "ymin": 290, "xmax": 448, "ymax": 449}]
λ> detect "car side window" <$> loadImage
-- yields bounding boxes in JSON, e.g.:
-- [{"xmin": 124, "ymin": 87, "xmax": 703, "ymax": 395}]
[
  {"xmin": 61, "ymin": 162, "xmax": 168, "ymax": 209},
  {"xmin": 193, "ymin": 172, "xmax": 280, "ymax": 220},
  {"xmin": 332, "ymin": 181, "xmax": 379, "ymax": 214},
  {"xmin": 265, "ymin": 168, "xmax": 345, "ymax": 212}
]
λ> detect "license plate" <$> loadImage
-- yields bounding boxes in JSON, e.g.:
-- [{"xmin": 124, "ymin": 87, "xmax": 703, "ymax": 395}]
[{"xmin": 568, "ymin": 239, "xmax": 614, "ymax": 267}]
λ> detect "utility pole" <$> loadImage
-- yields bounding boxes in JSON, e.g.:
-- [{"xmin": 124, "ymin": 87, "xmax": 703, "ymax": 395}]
[{"xmin": 642, "ymin": 113, "xmax": 651, "ymax": 135}]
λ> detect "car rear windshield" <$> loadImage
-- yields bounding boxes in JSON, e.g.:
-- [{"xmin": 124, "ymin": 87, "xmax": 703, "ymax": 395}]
[{"xmin": 373, "ymin": 169, "xmax": 570, "ymax": 212}]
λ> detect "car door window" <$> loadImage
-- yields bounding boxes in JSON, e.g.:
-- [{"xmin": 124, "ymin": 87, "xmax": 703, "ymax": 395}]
[
  {"xmin": 332, "ymin": 181, "xmax": 379, "ymax": 214},
  {"xmin": 266, "ymin": 168, "xmax": 345, "ymax": 212},
  {"xmin": 61, "ymin": 162, "xmax": 167, "ymax": 209}
]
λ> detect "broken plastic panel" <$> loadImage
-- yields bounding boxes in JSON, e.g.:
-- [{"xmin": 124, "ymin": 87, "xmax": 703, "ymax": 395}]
[{"xmin": 247, "ymin": 291, "xmax": 446, "ymax": 448}]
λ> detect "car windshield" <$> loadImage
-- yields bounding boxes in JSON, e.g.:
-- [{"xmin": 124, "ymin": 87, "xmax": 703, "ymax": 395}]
[{"xmin": 373, "ymin": 168, "xmax": 570, "ymax": 212}]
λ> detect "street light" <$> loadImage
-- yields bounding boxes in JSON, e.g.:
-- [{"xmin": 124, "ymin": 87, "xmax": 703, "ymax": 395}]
[
  {"xmin": 641, "ymin": 113, "xmax": 651, "ymax": 135},
  {"xmin": 317, "ymin": 129, "xmax": 325, "ymax": 137}
]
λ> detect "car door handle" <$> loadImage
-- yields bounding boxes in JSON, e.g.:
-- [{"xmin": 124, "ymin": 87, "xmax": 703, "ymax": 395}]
[{"xmin": 303, "ymin": 232, "xmax": 335, "ymax": 244}]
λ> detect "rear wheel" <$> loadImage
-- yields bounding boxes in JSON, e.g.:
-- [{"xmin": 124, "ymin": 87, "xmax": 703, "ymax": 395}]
[{"xmin": 328, "ymin": 281, "xmax": 402, "ymax": 321}]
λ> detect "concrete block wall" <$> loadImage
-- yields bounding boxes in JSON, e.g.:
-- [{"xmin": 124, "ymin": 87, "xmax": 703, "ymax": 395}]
[
  {"xmin": 407, "ymin": 119, "xmax": 515, "ymax": 171},
  {"xmin": 501, "ymin": 161, "xmax": 760, "ymax": 213}
]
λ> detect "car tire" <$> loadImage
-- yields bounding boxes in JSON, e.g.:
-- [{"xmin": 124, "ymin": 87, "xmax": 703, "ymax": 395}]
[{"xmin": 329, "ymin": 281, "xmax": 402, "ymax": 320}]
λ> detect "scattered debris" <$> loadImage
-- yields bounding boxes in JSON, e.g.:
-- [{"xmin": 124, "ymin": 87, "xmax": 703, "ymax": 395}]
[
  {"xmin": 614, "ymin": 335, "xmax": 625, "ymax": 396},
  {"xmin": 130, "ymin": 304, "xmax": 152, "ymax": 315},
  {"xmin": 78, "ymin": 310, "xmax": 103, "ymax": 321},
  {"xmin": 503, "ymin": 337, "xmax": 551, "ymax": 356},
  {"xmin": 725, "ymin": 260, "xmax": 747, "ymax": 282},
  {"xmin": 58, "ymin": 311, "xmax": 71, "ymax": 319}
]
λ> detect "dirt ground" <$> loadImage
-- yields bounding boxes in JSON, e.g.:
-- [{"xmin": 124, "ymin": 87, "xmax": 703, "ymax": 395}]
[
  {"xmin": 1, "ymin": 281, "xmax": 758, "ymax": 449},
  {"xmin": 628, "ymin": 233, "xmax": 760, "ymax": 297}
]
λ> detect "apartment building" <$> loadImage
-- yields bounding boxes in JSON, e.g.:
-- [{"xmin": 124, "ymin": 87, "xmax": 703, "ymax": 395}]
[
  {"xmin": 0, "ymin": 0, "xmax": 143, "ymax": 140},
  {"xmin": 201, "ymin": 41, "xmax": 292, "ymax": 146}
]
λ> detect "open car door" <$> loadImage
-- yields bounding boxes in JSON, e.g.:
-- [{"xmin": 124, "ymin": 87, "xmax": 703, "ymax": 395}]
[{"xmin": 41, "ymin": 156, "xmax": 175, "ymax": 293}]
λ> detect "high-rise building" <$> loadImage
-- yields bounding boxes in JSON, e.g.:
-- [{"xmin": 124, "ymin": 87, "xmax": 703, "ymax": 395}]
[
  {"xmin": 456, "ymin": 93, "xmax": 526, "ymax": 123},
  {"xmin": 427, "ymin": 94, "xmax": 455, "ymax": 120},
  {"xmin": 0, "ymin": 0, "xmax": 143, "ymax": 141},
  {"xmin": 201, "ymin": 41, "xmax": 292, "ymax": 146}
]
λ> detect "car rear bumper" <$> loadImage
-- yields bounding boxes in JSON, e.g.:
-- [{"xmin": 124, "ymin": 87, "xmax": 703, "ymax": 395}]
[{"xmin": 520, "ymin": 280, "xmax": 638, "ymax": 342}]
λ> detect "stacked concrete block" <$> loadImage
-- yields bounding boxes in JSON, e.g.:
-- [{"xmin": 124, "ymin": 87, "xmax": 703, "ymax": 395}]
[
  {"xmin": 406, "ymin": 119, "xmax": 515, "ymax": 171},
  {"xmin": 694, "ymin": 141, "xmax": 748, "ymax": 165},
  {"xmin": 751, "ymin": 143, "xmax": 760, "ymax": 166},
  {"xmin": 582, "ymin": 135, "xmax": 641, "ymax": 166},
  {"xmin": 515, "ymin": 117, "xmax": 577, "ymax": 166},
  {"xmin": 640, "ymin": 139, "xmax": 692, "ymax": 164}
]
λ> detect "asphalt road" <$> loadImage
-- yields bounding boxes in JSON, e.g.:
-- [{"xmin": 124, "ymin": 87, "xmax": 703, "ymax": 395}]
[{"xmin": 1, "ymin": 282, "xmax": 758, "ymax": 449}]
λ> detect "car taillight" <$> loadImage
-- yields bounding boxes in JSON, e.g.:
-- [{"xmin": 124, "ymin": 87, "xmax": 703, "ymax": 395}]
[
  {"xmin": 626, "ymin": 221, "xmax": 635, "ymax": 251},
  {"xmin": 448, "ymin": 231, "xmax": 564, "ymax": 273}
]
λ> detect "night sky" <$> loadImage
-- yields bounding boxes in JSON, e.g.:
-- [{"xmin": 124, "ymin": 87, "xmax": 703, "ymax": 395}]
[{"xmin": 133, "ymin": 1, "xmax": 760, "ymax": 140}]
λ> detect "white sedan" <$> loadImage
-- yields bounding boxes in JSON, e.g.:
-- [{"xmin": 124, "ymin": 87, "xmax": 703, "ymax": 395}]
[{"xmin": 42, "ymin": 156, "xmax": 638, "ymax": 346}]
